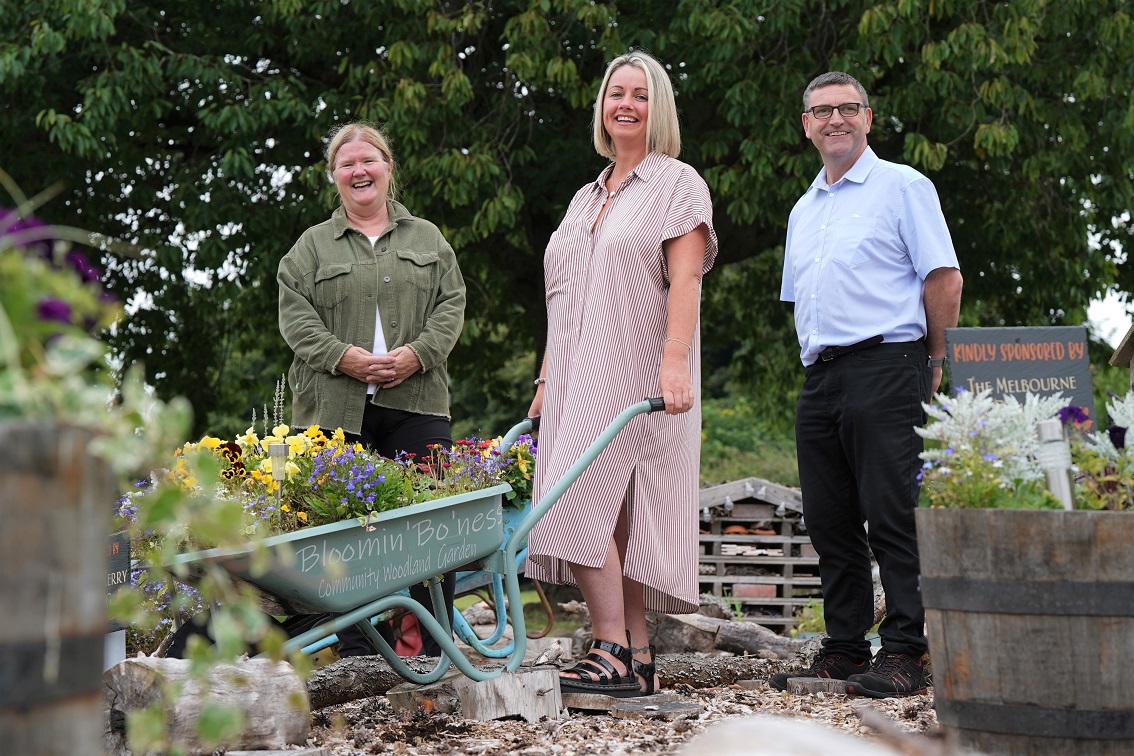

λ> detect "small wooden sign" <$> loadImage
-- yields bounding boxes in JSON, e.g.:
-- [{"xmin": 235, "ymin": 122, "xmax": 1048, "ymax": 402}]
[
  {"xmin": 107, "ymin": 531, "xmax": 130, "ymax": 632},
  {"xmin": 946, "ymin": 326, "xmax": 1095, "ymax": 423}
]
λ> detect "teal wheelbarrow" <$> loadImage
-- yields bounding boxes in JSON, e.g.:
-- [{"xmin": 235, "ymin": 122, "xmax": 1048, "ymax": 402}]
[{"xmin": 170, "ymin": 398, "xmax": 666, "ymax": 683}]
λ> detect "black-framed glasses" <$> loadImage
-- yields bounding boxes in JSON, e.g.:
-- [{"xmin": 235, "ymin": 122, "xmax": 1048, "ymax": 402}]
[{"xmin": 806, "ymin": 102, "xmax": 865, "ymax": 119}]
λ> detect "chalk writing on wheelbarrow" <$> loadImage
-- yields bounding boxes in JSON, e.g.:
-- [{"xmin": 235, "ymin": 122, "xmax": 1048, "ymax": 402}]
[{"xmin": 295, "ymin": 507, "xmax": 503, "ymax": 597}]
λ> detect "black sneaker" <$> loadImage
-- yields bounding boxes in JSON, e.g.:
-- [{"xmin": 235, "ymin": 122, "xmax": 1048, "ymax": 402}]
[
  {"xmin": 768, "ymin": 652, "xmax": 870, "ymax": 691},
  {"xmin": 846, "ymin": 651, "xmax": 928, "ymax": 698}
]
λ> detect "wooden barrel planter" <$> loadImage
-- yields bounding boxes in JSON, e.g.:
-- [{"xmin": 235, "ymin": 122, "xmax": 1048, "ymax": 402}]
[
  {"xmin": 0, "ymin": 424, "xmax": 115, "ymax": 754},
  {"xmin": 917, "ymin": 509, "xmax": 1134, "ymax": 756}
]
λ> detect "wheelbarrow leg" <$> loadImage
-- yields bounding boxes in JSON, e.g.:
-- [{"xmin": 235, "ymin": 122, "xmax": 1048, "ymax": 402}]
[{"xmin": 523, "ymin": 579, "xmax": 555, "ymax": 639}]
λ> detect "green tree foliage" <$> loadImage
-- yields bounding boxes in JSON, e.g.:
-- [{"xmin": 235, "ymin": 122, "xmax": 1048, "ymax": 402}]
[{"xmin": 2, "ymin": 1, "xmax": 1130, "ymax": 435}]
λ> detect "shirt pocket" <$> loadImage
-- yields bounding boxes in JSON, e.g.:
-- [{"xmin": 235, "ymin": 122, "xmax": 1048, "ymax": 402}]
[
  {"xmin": 396, "ymin": 249, "xmax": 439, "ymax": 294},
  {"xmin": 828, "ymin": 216, "xmax": 875, "ymax": 269},
  {"xmin": 314, "ymin": 263, "xmax": 353, "ymax": 308}
]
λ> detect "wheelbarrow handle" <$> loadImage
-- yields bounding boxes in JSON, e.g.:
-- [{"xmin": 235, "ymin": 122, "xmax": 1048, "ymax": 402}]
[
  {"xmin": 500, "ymin": 397, "xmax": 665, "ymax": 671},
  {"xmin": 498, "ymin": 398, "xmax": 665, "ymax": 454}
]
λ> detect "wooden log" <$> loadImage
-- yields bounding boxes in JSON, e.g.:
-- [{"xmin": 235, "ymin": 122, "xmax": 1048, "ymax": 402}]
[
  {"xmin": 307, "ymin": 655, "xmax": 456, "ymax": 710},
  {"xmin": 562, "ymin": 691, "xmax": 679, "ymax": 712},
  {"xmin": 786, "ymin": 677, "xmax": 848, "ymax": 695},
  {"xmin": 103, "ymin": 657, "xmax": 309, "ymax": 755},
  {"xmin": 657, "ymin": 613, "xmax": 803, "ymax": 659},
  {"xmin": 0, "ymin": 424, "xmax": 113, "ymax": 755},
  {"xmin": 306, "ymin": 652, "xmax": 776, "ymax": 709}
]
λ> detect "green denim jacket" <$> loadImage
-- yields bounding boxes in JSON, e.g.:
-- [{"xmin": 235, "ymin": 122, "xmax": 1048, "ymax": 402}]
[{"xmin": 278, "ymin": 202, "xmax": 466, "ymax": 435}]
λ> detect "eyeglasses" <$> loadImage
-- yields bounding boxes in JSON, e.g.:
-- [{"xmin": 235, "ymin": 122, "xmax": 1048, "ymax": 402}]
[{"xmin": 805, "ymin": 102, "xmax": 865, "ymax": 119}]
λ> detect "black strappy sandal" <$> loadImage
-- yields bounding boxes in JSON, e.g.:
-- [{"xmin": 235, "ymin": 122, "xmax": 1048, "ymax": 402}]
[
  {"xmin": 558, "ymin": 638, "xmax": 641, "ymax": 697},
  {"xmin": 631, "ymin": 642, "xmax": 659, "ymax": 695}
]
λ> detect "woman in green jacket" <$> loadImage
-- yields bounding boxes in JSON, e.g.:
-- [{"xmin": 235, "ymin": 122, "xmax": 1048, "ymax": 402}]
[{"xmin": 277, "ymin": 122, "xmax": 466, "ymax": 657}]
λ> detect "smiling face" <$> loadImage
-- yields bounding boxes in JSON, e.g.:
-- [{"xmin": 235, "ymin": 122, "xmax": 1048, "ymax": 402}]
[
  {"xmin": 601, "ymin": 63, "xmax": 650, "ymax": 153},
  {"xmin": 803, "ymin": 83, "xmax": 873, "ymax": 182},
  {"xmin": 332, "ymin": 138, "xmax": 391, "ymax": 217}
]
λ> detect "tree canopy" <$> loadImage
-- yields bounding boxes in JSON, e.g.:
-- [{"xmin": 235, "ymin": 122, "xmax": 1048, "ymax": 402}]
[{"xmin": 2, "ymin": 0, "xmax": 1131, "ymax": 435}]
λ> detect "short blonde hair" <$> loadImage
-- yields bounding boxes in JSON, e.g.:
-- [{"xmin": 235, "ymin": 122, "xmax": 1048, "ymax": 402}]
[
  {"xmin": 324, "ymin": 122, "xmax": 398, "ymax": 200},
  {"xmin": 592, "ymin": 50, "xmax": 681, "ymax": 160}
]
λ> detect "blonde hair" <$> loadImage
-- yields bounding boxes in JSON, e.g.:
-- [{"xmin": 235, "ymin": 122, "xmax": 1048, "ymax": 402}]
[
  {"xmin": 592, "ymin": 50, "xmax": 681, "ymax": 160},
  {"xmin": 324, "ymin": 122, "xmax": 398, "ymax": 200}
]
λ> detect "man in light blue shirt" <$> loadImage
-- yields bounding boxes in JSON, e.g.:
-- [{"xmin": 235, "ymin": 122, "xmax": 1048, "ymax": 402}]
[{"xmin": 772, "ymin": 72, "xmax": 963, "ymax": 698}]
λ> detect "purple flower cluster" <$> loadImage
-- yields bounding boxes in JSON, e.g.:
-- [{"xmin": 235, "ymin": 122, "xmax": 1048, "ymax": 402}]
[{"xmin": 308, "ymin": 446, "xmax": 389, "ymax": 508}]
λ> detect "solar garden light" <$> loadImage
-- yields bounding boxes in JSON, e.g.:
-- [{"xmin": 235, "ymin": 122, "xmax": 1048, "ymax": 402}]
[
  {"xmin": 269, "ymin": 442, "xmax": 289, "ymax": 511},
  {"xmin": 1035, "ymin": 418, "xmax": 1074, "ymax": 510}
]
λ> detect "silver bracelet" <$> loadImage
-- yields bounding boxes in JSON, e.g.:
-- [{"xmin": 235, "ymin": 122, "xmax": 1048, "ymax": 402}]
[
  {"xmin": 664, "ymin": 337, "xmax": 692, "ymax": 351},
  {"xmin": 533, "ymin": 377, "xmax": 546, "ymax": 386}
]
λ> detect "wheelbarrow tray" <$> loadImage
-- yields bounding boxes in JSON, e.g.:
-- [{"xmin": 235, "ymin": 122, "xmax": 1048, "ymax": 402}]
[{"xmin": 169, "ymin": 483, "xmax": 512, "ymax": 615}]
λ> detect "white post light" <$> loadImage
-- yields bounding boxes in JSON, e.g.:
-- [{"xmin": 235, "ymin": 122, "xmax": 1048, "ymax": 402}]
[
  {"xmin": 269, "ymin": 443, "xmax": 288, "ymax": 511},
  {"xmin": 1036, "ymin": 419, "xmax": 1074, "ymax": 510}
]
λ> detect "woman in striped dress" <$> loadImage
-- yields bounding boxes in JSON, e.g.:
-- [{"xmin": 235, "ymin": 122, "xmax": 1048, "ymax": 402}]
[{"xmin": 526, "ymin": 50, "xmax": 717, "ymax": 697}]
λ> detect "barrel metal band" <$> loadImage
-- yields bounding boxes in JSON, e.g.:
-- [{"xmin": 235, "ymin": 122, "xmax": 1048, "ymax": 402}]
[
  {"xmin": 936, "ymin": 698, "xmax": 1134, "ymax": 739},
  {"xmin": 921, "ymin": 577, "xmax": 1134, "ymax": 616},
  {"xmin": 0, "ymin": 634, "xmax": 104, "ymax": 706}
]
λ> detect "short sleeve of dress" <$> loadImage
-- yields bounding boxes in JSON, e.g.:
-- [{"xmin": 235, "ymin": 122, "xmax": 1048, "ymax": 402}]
[{"xmin": 662, "ymin": 163, "xmax": 718, "ymax": 276}]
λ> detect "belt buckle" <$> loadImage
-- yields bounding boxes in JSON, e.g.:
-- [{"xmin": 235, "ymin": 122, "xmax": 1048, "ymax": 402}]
[{"xmin": 820, "ymin": 347, "xmax": 838, "ymax": 362}]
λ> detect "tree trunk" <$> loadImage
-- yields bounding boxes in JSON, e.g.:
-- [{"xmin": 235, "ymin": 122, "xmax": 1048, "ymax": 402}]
[{"xmin": 103, "ymin": 657, "xmax": 309, "ymax": 756}]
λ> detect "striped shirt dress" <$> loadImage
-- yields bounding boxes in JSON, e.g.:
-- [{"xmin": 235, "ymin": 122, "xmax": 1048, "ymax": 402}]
[{"xmin": 526, "ymin": 151, "xmax": 718, "ymax": 614}]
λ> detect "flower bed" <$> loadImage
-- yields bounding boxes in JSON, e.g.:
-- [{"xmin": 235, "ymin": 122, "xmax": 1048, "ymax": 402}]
[
  {"xmin": 917, "ymin": 387, "xmax": 1134, "ymax": 510},
  {"xmin": 155, "ymin": 423, "xmax": 535, "ymax": 534}
]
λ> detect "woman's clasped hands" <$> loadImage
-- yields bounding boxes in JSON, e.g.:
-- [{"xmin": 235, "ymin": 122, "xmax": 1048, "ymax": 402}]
[{"xmin": 338, "ymin": 344, "xmax": 421, "ymax": 389}]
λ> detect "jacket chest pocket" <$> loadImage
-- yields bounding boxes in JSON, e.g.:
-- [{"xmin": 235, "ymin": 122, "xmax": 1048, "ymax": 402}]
[
  {"xmin": 314, "ymin": 263, "xmax": 353, "ymax": 308},
  {"xmin": 396, "ymin": 249, "xmax": 440, "ymax": 294}
]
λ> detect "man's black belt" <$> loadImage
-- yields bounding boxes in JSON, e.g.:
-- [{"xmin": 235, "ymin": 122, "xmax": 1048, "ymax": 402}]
[{"xmin": 818, "ymin": 335, "xmax": 884, "ymax": 362}]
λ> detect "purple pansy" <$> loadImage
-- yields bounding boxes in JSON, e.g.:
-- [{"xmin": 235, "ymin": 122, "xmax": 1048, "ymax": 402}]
[
  {"xmin": 36, "ymin": 297, "xmax": 72, "ymax": 324},
  {"xmin": 1057, "ymin": 405, "xmax": 1089, "ymax": 424}
]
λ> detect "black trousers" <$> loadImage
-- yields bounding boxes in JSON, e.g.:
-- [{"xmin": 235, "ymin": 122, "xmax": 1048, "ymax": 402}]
[
  {"xmin": 795, "ymin": 341, "xmax": 930, "ymax": 659},
  {"xmin": 336, "ymin": 403, "xmax": 456, "ymax": 657}
]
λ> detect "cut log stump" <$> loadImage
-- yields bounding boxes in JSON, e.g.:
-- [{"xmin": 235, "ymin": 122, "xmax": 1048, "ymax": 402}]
[
  {"xmin": 390, "ymin": 667, "xmax": 563, "ymax": 723},
  {"xmin": 451, "ymin": 667, "xmax": 562, "ymax": 722},
  {"xmin": 104, "ymin": 657, "xmax": 309, "ymax": 756}
]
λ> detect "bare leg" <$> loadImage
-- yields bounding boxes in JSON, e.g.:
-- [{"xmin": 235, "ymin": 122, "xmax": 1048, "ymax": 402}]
[
  {"xmin": 561, "ymin": 536, "xmax": 630, "ymax": 680},
  {"xmin": 614, "ymin": 509, "xmax": 658, "ymax": 693}
]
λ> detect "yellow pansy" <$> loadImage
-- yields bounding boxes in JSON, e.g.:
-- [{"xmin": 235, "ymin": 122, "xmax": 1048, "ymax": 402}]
[
  {"xmin": 331, "ymin": 427, "xmax": 346, "ymax": 444},
  {"xmin": 304, "ymin": 425, "xmax": 323, "ymax": 439},
  {"xmin": 285, "ymin": 460, "xmax": 300, "ymax": 478},
  {"xmin": 281, "ymin": 503, "xmax": 291, "ymax": 513},
  {"xmin": 272, "ymin": 424, "xmax": 290, "ymax": 438},
  {"xmin": 286, "ymin": 434, "xmax": 308, "ymax": 457},
  {"xmin": 198, "ymin": 436, "xmax": 222, "ymax": 450},
  {"xmin": 296, "ymin": 511, "xmax": 308, "ymax": 522},
  {"xmin": 237, "ymin": 426, "xmax": 259, "ymax": 449}
]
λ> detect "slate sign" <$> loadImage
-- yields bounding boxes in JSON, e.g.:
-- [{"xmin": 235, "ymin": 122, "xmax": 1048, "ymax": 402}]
[
  {"xmin": 107, "ymin": 531, "xmax": 130, "ymax": 632},
  {"xmin": 945, "ymin": 326, "xmax": 1095, "ymax": 425}
]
